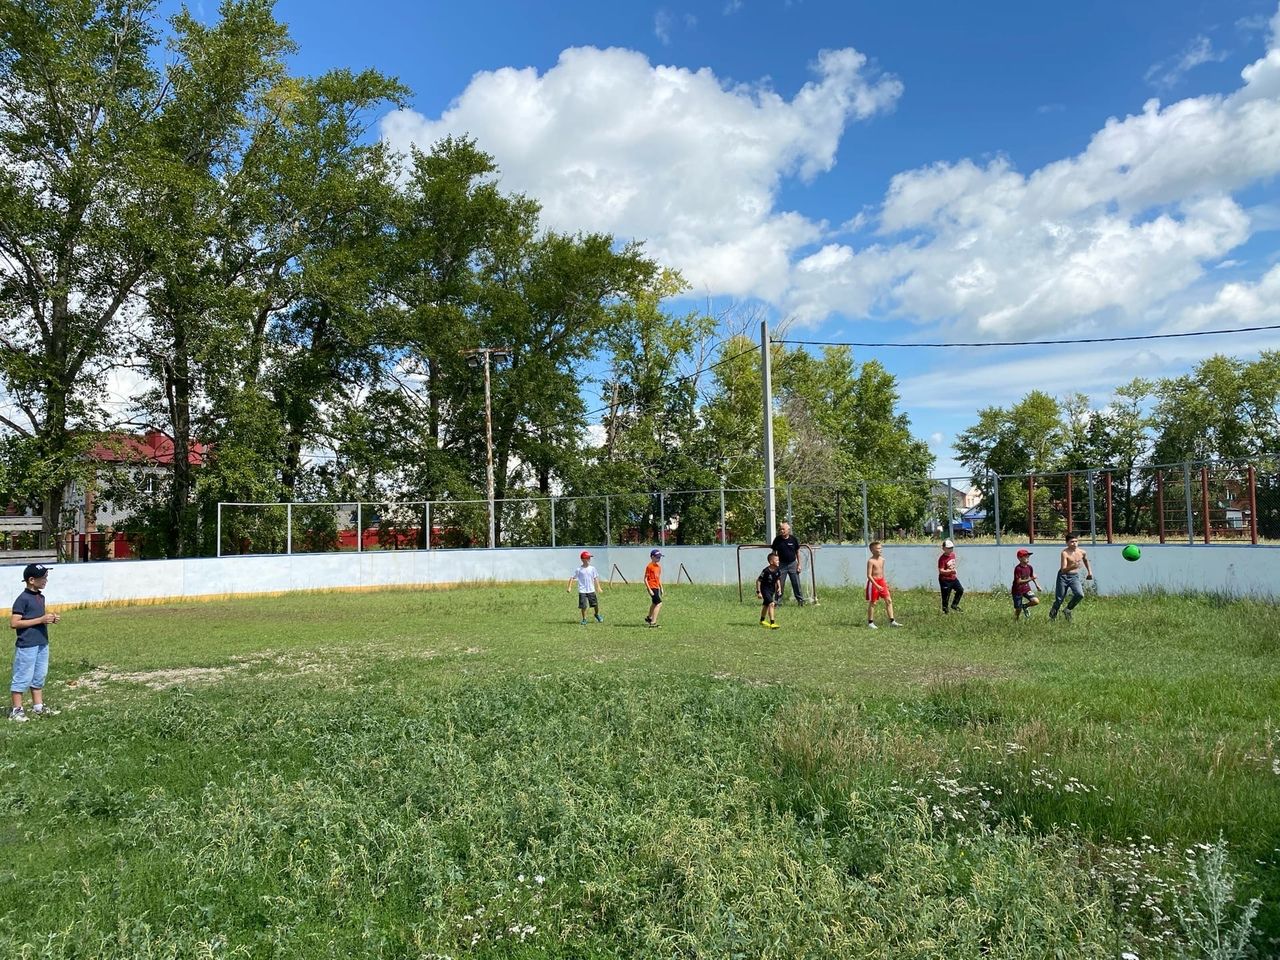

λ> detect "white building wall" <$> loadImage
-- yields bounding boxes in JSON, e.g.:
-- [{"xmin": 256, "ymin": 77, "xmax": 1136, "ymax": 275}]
[{"xmin": 7, "ymin": 543, "xmax": 1279, "ymax": 607}]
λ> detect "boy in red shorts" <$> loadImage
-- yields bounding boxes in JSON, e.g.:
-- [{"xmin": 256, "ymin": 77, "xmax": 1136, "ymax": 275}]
[{"xmin": 865, "ymin": 541, "xmax": 902, "ymax": 628}]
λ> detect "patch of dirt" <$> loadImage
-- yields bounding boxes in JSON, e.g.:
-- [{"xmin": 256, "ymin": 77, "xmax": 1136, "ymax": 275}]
[{"xmin": 60, "ymin": 644, "xmax": 446, "ymax": 702}]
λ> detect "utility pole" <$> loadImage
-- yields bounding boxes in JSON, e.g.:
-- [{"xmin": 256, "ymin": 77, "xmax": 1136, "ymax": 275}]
[
  {"xmin": 464, "ymin": 346, "xmax": 512, "ymax": 549},
  {"xmin": 761, "ymin": 319, "xmax": 777, "ymax": 540}
]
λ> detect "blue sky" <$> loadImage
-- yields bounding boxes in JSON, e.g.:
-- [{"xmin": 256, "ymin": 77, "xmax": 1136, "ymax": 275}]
[{"xmin": 188, "ymin": 0, "xmax": 1280, "ymax": 477}]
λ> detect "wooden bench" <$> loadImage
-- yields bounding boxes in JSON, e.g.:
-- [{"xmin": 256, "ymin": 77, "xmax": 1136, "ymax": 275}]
[{"xmin": 0, "ymin": 517, "xmax": 57, "ymax": 564}]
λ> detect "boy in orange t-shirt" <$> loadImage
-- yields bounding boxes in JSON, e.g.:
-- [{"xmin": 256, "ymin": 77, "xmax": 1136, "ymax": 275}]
[{"xmin": 644, "ymin": 549, "xmax": 663, "ymax": 628}]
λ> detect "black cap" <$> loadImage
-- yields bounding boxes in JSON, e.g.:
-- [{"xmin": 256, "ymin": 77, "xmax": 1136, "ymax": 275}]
[{"xmin": 22, "ymin": 563, "xmax": 49, "ymax": 581}]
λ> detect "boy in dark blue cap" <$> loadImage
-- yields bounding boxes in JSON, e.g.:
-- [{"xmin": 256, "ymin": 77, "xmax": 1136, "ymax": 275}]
[
  {"xmin": 10, "ymin": 563, "xmax": 59, "ymax": 722},
  {"xmin": 644, "ymin": 549, "xmax": 663, "ymax": 627}
]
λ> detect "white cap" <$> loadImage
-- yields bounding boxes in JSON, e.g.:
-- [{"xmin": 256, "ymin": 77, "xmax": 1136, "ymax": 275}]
[{"xmin": 942, "ymin": 539, "xmax": 955, "ymax": 549}]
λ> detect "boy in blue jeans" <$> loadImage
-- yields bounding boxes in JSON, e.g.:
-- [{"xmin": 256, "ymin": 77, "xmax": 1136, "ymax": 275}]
[{"xmin": 10, "ymin": 563, "xmax": 58, "ymax": 722}]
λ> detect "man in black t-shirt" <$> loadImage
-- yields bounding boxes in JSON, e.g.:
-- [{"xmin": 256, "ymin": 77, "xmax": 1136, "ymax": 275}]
[{"xmin": 769, "ymin": 521, "xmax": 805, "ymax": 605}]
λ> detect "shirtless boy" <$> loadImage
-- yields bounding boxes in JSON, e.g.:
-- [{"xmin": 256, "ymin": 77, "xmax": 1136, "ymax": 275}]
[
  {"xmin": 865, "ymin": 541, "xmax": 902, "ymax": 629},
  {"xmin": 1048, "ymin": 533, "xmax": 1094, "ymax": 622}
]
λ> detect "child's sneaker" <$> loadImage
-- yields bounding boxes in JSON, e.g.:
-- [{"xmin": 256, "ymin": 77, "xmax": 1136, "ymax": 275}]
[
  {"xmin": 867, "ymin": 621, "xmax": 878, "ymax": 629},
  {"xmin": 8, "ymin": 708, "xmax": 27, "ymax": 723},
  {"xmin": 768, "ymin": 621, "xmax": 779, "ymax": 629},
  {"xmin": 760, "ymin": 619, "xmax": 769, "ymax": 627},
  {"xmin": 644, "ymin": 616, "xmax": 652, "ymax": 625},
  {"xmin": 594, "ymin": 613, "xmax": 604, "ymax": 623},
  {"xmin": 580, "ymin": 618, "xmax": 588, "ymax": 625},
  {"xmin": 889, "ymin": 620, "xmax": 903, "ymax": 627},
  {"xmin": 31, "ymin": 705, "xmax": 56, "ymax": 716}
]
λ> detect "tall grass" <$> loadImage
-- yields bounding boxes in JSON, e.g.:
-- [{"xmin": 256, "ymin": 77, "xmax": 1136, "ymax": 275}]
[{"xmin": 0, "ymin": 584, "xmax": 1274, "ymax": 958}]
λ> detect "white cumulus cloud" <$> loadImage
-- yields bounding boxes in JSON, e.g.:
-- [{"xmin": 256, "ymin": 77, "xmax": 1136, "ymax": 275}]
[
  {"xmin": 380, "ymin": 46, "xmax": 902, "ymax": 301},
  {"xmin": 791, "ymin": 9, "xmax": 1280, "ymax": 334}
]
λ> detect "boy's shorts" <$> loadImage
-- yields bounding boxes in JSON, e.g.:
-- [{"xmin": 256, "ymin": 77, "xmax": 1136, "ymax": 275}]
[
  {"xmin": 649, "ymin": 588, "xmax": 663, "ymax": 604},
  {"xmin": 577, "ymin": 591, "xmax": 599, "ymax": 610},
  {"xmin": 759, "ymin": 588, "xmax": 777, "ymax": 605},
  {"xmin": 865, "ymin": 577, "xmax": 891, "ymax": 602},
  {"xmin": 11, "ymin": 645, "xmax": 49, "ymax": 693},
  {"xmin": 1012, "ymin": 592, "xmax": 1038, "ymax": 611}
]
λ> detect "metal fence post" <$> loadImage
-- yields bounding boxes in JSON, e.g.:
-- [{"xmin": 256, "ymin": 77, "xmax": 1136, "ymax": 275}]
[
  {"xmin": 286, "ymin": 502, "xmax": 292, "ymax": 556},
  {"xmin": 1248, "ymin": 465, "xmax": 1259, "ymax": 545},
  {"xmin": 356, "ymin": 502, "xmax": 362, "ymax": 553},
  {"xmin": 1087, "ymin": 470, "xmax": 1096, "ymax": 544},
  {"xmin": 605, "ymin": 496, "xmax": 611, "ymax": 547},
  {"xmin": 1027, "ymin": 474, "xmax": 1036, "ymax": 543},
  {"xmin": 719, "ymin": 485, "xmax": 726, "ymax": 545},
  {"xmin": 425, "ymin": 502, "xmax": 431, "ymax": 549},
  {"xmin": 1183, "ymin": 462, "xmax": 1194, "ymax": 545},
  {"xmin": 860, "ymin": 481, "xmax": 870, "ymax": 544},
  {"xmin": 786, "ymin": 483, "xmax": 793, "ymax": 524},
  {"xmin": 992, "ymin": 473, "xmax": 1002, "ymax": 546},
  {"xmin": 1200, "ymin": 466, "xmax": 1211, "ymax": 544},
  {"xmin": 945, "ymin": 480, "xmax": 954, "ymax": 540},
  {"xmin": 1064, "ymin": 473, "xmax": 1073, "ymax": 536},
  {"xmin": 1105, "ymin": 471, "xmax": 1114, "ymax": 544},
  {"xmin": 1156, "ymin": 472, "xmax": 1165, "ymax": 543},
  {"xmin": 550, "ymin": 497, "xmax": 557, "ymax": 548},
  {"xmin": 659, "ymin": 492, "xmax": 666, "ymax": 545},
  {"xmin": 216, "ymin": 502, "xmax": 222, "ymax": 558}
]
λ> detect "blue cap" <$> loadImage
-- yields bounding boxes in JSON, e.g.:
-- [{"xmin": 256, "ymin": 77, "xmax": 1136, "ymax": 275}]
[{"xmin": 650, "ymin": 549, "xmax": 663, "ymax": 559}]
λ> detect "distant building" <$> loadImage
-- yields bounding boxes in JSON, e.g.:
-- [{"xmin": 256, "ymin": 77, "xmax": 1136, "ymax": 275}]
[{"xmin": 69, "ymin": 430, "xmax": 209, "ymax": 534}]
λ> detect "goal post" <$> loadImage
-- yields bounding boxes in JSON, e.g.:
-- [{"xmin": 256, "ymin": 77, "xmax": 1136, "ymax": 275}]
[{"xmin": 736, "ymin": 543, "xmax": 818, "ymax": 603}]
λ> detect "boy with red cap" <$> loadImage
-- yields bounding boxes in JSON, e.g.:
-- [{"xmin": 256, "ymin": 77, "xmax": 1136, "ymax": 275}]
[
  {"xmin": 567, "ymin": 550, "xmax": 604, "ymax": 625},
  {"xmin": 1011, "ymin": 549, "xmax": 1043, "ymax": 621}
]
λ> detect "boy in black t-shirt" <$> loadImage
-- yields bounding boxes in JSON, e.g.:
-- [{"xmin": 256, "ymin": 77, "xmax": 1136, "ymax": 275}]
[
  {"xmin": 756, "ymin": 552, "xmax": 782, "ymax": 629},
  {"xmin": 10, "ymin": 563, "xmax": 58, "ymax": 722}
]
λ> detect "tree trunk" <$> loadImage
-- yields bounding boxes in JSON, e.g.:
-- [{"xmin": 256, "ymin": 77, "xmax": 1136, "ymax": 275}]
[
  {"xmin": 39, "ymin": 387, "xmax": 69, "ymax": 546},
  {"xmin": 427, "ymin": 357, "xmax": 440, "ymax": 443},
  {"xmin": 160, "ymin": 309, "xmax": 196, "ymax": 558}
]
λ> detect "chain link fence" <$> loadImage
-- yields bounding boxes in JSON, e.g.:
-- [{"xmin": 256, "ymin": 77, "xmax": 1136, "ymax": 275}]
[
  {"xmin": 989, "ymin": 460, "xmax": 1279, "ymax": 545},
  {"xmin": 206, "ymin": 459, "xmax": 1279, "ymax": 556}
]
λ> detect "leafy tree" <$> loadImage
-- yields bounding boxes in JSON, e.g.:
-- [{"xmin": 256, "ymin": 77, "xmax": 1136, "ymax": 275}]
[
  {"xmin": 1084, "ymin": 378, "xmax": 1153, "ymax": 534},
  {"xmin": 0, "ymin": 0, "xmax": 166, "ymax": 537},
  {"xmin": 592, "ymin": 271, "xmax": 718, "ymax": 544},
  {"xmin": 1151, "ymin": 354, "xmax": 1280, "ymax": 538},
  {"xmin": 130, "ymin": 0, "xmax": 293, "ymax": 557},
  {"xmin": 777, "ymin": 347, "xmax": 933, "ymax": 541},
  {"xmin": 955, "ymin": 391, "xmax": 1062, "ymax": 534}
]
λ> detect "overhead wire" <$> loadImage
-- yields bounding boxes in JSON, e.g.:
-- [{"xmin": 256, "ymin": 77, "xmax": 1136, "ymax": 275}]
[{"xmin": 773, "ymin": 321, "xmax": 1280, "ymax": 349}]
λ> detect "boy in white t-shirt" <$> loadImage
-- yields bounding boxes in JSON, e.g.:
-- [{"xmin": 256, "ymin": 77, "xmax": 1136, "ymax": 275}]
[{"xmin": 566, "ymin": 550, "xmax": 604, "ymax": 625}]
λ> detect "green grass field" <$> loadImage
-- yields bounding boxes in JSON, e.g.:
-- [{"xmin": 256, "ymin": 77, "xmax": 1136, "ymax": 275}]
[{"xmin": 0, "ymin": 583, "xmax": 1277, "ymax": 959}]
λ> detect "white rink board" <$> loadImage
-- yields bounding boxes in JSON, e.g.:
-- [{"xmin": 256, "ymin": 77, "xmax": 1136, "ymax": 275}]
[{"xmin": 5, "ymin": 543, "xmax": 1278, "ymax": 606}]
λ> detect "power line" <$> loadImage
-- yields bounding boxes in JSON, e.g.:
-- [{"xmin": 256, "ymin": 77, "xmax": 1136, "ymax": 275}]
[{"xmin": 774, "ymin": 322, "xmax": 1280, "ymax": 350}]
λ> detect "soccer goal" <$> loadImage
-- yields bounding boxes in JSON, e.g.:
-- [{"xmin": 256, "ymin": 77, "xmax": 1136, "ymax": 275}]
[{"xmin": 735, "ymin": 543, "xmax": 818, "ymax": 604}]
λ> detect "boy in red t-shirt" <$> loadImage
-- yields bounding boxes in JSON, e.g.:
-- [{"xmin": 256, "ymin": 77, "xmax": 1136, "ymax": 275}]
[
  {"xmin": 1011, "ymin": 548, "xmax": 1043, "ymax": 621},
  {"xmin": 644, "ymin": 549, "xmax": 663, "ymax": 628},
  {"xmin": 938, "ymin": 539, "xmax": 963, "ymax": 614}
]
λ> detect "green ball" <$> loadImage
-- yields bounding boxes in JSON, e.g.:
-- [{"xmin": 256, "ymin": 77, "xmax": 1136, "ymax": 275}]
[{"xmin": 1122, "ymin": 544, "xmax": 1141, "ymax": 562}]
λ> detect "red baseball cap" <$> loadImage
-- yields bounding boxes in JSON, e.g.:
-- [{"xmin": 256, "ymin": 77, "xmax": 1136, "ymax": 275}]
[
  {"xmin": 1016, "ymin": 548, "xmax": 1032, "ymax": 557},
  {"xmin": 580, "ymin": 550, "xmax": 592, "ymax": 560}
]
